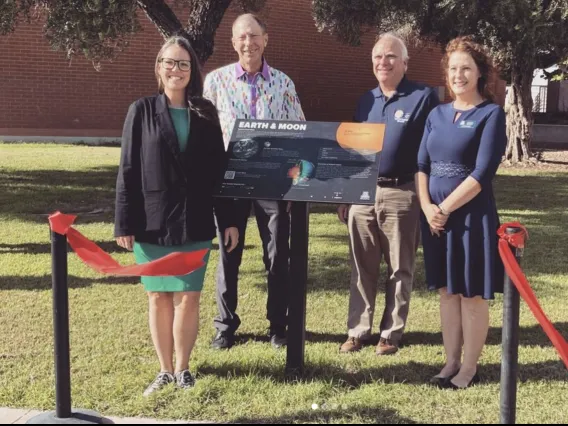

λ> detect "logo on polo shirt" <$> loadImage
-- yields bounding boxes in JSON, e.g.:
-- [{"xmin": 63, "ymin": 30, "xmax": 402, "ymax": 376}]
[
  {"xmin": 458, "ymin": 120, "xmax": 477, "ymax": 129},
  {"xmin": 394, "ymin": 110, "xmax": 411, "ymax": 124}
]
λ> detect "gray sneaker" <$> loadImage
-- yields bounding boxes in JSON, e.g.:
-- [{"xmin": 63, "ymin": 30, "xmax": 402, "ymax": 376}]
[
  {"xmin": 143, "ymin": 372, "xmax": 175, "ymax": 397},
  {"xmin": 175, "ymin": 370, "xmax": 196, "ymax": 390}
]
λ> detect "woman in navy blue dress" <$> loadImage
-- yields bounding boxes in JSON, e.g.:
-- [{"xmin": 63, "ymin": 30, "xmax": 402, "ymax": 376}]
[{"xmin": 416, "ymin": 37, "xmax": 506, "ymax": 389}]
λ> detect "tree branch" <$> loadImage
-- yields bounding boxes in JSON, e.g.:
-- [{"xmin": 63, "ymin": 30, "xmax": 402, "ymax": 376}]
[
  {"xmin": 136, "ymin": 0, "xmax": 184, "ymax": 40},
  {"xmin": 183, "ymin": 0, "xmax": 232, "ymax": 63}
]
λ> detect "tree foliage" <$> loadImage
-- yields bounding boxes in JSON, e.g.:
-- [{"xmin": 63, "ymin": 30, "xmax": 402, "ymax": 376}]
[
  {"xmin": 312, "ymin": 0, "xmax": 568, "ymax": 162},
  {"xmin": 313, "ymin": 0, "xmax": 568, "ymax": 77},
  {"xmin": 1, "ymin": 0, "xmax": 266, "ymax": 64},
  {"xmin": 543, "ymin": 58, "xmax": 568, "ymax": 81}
]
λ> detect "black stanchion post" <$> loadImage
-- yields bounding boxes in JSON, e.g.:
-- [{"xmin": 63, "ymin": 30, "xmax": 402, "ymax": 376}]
[
  {"xmin": 286, "ymin": 201, "xmax": 309, "ymax": 376},
  {"xmin": 52, "ymin": 230, "xmax": 72, "ymax": 418},
  {"xmin": 26, "ymin": 230, "xmax": 110, "ymax": 424},
  {"xmin": 500, "ymin": 227, "xmax": 524, "ymax": 425}
]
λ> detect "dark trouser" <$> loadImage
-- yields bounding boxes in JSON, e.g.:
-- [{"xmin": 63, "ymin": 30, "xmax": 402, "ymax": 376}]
[{"xmin": 214, "ymin": 199, "xmax": 290, "ymax": 334}]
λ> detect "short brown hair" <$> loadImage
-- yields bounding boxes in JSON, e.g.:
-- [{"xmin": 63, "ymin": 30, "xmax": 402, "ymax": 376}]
[{"xmin": 442, "ymin": 37, "xmax": 497, "ymax": 103}]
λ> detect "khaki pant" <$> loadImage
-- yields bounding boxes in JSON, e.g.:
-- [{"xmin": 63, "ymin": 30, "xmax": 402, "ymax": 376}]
[{"xmin": 347, "ymin": 181, "xmax": 420, "ymax": 343}]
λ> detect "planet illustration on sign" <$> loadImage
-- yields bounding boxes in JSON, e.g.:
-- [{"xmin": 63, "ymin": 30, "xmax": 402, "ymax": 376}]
[
  {"xmin": 232, "ymin": 138, "xmax": 259, "ymax": 158},
  {"xmin": 287, "ymin": 160, "xmax": 315, "ymax": 185}
]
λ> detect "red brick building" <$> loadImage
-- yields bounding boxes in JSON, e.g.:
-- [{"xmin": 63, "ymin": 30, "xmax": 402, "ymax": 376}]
[{"xmin": 0, "ymin": 1, "xmax": 480, "ymax": 141}]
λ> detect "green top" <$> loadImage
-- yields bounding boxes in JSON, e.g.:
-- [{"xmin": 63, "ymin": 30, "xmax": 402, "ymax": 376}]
[{"xmin": 168, "ymin": 107, "xmax": 190, "ymax": 153}]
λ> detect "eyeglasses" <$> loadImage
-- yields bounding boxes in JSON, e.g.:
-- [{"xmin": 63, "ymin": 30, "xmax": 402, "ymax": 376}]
[{"xmin": 159, "ymin": 58, "xmax": 191, "ymax": 72}]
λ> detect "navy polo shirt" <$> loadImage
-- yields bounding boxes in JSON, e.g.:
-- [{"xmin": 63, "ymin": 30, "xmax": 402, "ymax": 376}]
[{"xmin": 354, "ymin": 77, "xmax": 439, "ymax": 178}]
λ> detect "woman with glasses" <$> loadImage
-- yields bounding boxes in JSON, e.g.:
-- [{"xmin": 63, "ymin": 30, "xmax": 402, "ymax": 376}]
[{"xmin": 114, "ymin": 36, "xmax": 238, "ymax": 396}]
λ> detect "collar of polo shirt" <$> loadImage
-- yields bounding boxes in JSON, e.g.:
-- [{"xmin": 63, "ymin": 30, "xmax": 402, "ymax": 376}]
[{"xmin": 373, "ymin": 76, "xmax": 411, "ymax": 99}]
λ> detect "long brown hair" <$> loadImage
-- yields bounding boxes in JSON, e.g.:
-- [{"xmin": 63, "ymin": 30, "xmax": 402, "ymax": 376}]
[
  {"xmin": 155, "ymin": 36, "xmax": 218, "ymax": 123},
  {"xmin": 442, "ymin": 37, "xmax": 497, "ymax": 103}
]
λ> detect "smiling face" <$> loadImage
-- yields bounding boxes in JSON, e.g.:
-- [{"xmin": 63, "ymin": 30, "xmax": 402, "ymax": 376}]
[
  {"xmin": 232, "ymin": 15, "xmax": 268, "ymax": 72},
  {"xmin": 156, "ymin": 45, "xmax": 191, "ymax": 94},
  {"xmin": 372, "ymin": 37, "xmax": 407, "ymax": 89},
  {"xmin": 447, "ymin": 51, "xmax": 481, "ymax": 99}
]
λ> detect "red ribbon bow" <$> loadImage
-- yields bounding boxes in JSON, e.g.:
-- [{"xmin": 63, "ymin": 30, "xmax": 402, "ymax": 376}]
[{"xmin": 48, "ymin": 212, "xmax": 208, "ymax": 277}]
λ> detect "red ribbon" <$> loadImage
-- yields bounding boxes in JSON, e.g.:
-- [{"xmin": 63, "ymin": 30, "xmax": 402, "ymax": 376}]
[
  {"xmin": 498, "ymin": 222, "xmax": 568, "ymax": 369},
  {"xmin": 48, "ymin": 212, "xmax": 208, "ymax": 277}
]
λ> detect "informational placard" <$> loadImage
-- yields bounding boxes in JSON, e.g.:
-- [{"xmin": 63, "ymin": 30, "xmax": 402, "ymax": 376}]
[{"xmin": 215, "ymin": 119, "xmax": 385, "ymax": 204}]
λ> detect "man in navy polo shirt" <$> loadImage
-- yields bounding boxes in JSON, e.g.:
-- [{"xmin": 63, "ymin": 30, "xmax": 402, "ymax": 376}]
[{"xmin": 337, "ymin": 33, "xmax": 439, "ymax": 355}]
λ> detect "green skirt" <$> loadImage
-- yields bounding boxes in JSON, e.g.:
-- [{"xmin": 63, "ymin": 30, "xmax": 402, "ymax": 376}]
[{"xmin": 133, "ymin": 240, "xmax": 212, "ymax": 292}]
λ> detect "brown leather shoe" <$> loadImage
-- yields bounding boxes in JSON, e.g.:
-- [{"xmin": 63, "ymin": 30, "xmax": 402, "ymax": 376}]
[
  {"xmin": 339, "ymin": 337, "xmax": 365, "ymax": 353},
  {"xmin": 375, "ymin": 337, "xmax": 399, "ymax": 355}
]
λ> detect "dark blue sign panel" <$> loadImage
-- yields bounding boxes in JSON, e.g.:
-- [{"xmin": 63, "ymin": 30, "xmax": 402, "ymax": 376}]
[{"xmin": 215, "ymin": 119, "xmax": 385, "ymax": 204}]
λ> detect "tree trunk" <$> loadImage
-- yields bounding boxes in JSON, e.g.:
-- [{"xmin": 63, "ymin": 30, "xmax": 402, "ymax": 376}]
[
  {"xmin": 136, "ymin": 0, "xmax": 184, "ymax": 41},
  {"xmin": 184, "ymin": 0, "xmax": 233, "ymax": 64},
  {"xmin": 505, "ymin": 60, "xmax": 534, "ymax": 163},
  {"xmin": 136, "ymin": 0, "xmax": 266, "ymax": 64},
  {"xmin": 136, "ymin": 0, "xmax": 232, "ymax": 64}
]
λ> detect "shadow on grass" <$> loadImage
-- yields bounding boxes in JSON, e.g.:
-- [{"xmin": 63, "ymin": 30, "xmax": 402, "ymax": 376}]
[
  {"xmin": 0, "ymin": 274, "xmax": 138, "ymax": 290},
  {"xmin": 306, "ymin": 323, "xmax": 568, "ymax": 349},
  {"xmin": 3, "ymin": 171, "xmax": 568, "ymax": 289},
  {"xmin": 493, "ymin": 174, "xmax": 568, "ymax": 271},
  {"xmin": 0, "ymin": 241, "xmax": 254, "ymax": 255},
  {"xmin": 308, "ymin": 173, "xmax": 568, "ymax": 221},
  {"xmin": 489, "ymin": 173, "xmax": 568, "ymax": 212},
  {"xmin": 0, "ymin": 167, "xmax": 118, "ymax": 223},
  {"xmin": 198, "ymin": 359, "xmax": 567, "ymax": 387},
  {"xmin": 304, "ymin": 252, "xmax": 430, "ymax": 295},
  {"xmin": 301, "ymin": 174, "xmax": 568, "ymax": 290},
  {"xmin": 534, "ymin": 148, "xmax": 568, "ymax": 166},
  {"xmin": 0, "ymin": 241, "xmax": 124, "ymax": 255},
  {"xmin": 234, "ymin": 333, "xmax": 271, "ymax": 345},
  {"xmin": 231, "ymin": 406, "xmax": 417, "ymax": 424},
  {"xmin": 308, "ymin": 174, "xmax": 568, "ymax": 278}
]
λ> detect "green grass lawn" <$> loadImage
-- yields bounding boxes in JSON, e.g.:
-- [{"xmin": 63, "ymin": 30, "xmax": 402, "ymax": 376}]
[{"xmin": 0, "ymin": 143, "xmax": 567, "ymax": 424}]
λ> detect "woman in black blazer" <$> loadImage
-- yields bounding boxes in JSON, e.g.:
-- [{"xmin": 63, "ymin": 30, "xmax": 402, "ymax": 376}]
[{"xmin": 114, "ymin": 36, "xmax": 238, "ymax": 396}]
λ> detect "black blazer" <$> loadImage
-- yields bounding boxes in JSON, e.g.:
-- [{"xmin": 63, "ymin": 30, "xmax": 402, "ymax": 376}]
[{"xmin": 114, "ymin": 93, "xmax": 235, "ymax": 245}]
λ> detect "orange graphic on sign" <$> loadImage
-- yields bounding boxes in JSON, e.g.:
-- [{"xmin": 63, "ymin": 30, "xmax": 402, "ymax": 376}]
[{"xmin": 336, "ymin": 123, "xmax": 385, "ymax": 152}]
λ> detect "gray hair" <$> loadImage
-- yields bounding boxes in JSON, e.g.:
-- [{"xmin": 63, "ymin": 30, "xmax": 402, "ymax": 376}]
[
  {"xmin": 232, "ymin": 13, "xmax": 268, "ymax": 35},
  {"xmin": 376, "ymin": 32, "xmax": 409, "ymax": 62}
]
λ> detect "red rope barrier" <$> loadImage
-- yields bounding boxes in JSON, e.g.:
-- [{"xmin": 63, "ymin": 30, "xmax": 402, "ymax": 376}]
[
  {"xmin": 48, "ymin": 212, "xmax": 208, "ymax": 277},
  {"xmin": 498, "ymin": 222, "xmax": 568, "ymax": 369}
]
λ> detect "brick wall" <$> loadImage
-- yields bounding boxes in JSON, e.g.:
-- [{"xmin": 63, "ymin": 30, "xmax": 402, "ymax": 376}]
[{"xmin": 0, "ymin": 0, "xmax": 451, "ymax": 137}]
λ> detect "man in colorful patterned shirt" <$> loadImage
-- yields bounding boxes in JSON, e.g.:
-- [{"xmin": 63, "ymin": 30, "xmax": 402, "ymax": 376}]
[{"xmin": 204, "ymin": 13, "xmax": 305, "ymax": 350}]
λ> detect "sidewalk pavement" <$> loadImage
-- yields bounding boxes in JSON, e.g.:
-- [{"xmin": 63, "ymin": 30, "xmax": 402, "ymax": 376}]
[{"xmin": 0, "ymin": 407, "xmax": 205, "ymax": 424}]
